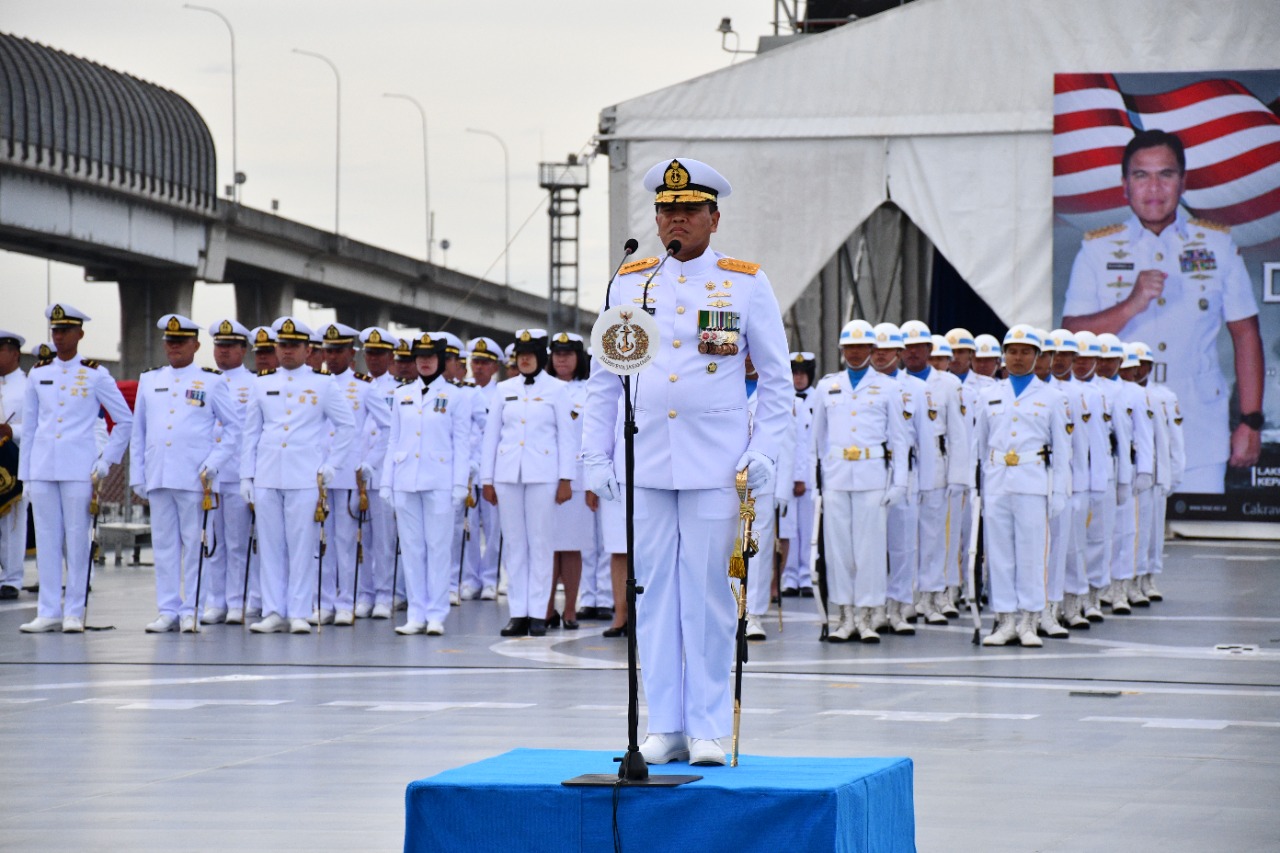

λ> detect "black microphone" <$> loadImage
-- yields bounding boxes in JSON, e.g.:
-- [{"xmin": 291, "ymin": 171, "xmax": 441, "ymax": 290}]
[
  {"xmin": 602, "ymin": 238, "xmax": 640, "ymax": 310},
  {"xmin": 639, "ymin": 240, "xmax": 681, "ymax": 316}
]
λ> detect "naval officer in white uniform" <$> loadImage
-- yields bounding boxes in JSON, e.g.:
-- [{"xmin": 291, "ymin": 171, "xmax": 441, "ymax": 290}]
[
  {"xmin": 0, "ymin": 328, "xmax": 29, "ymax": 600},
  {"xmin": 583, "ymin": 158, "xmax": 791, "ymax": 767},
  {"xmin": 19, "ymin": 304, "xmax": 133, "ymax": 633}
]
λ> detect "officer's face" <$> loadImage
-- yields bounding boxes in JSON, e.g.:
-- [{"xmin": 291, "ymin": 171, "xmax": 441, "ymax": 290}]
[
  {"xmin": 791, "ymin": 370, "xmax": 811, "ymax": 392},
  {"xmin": 50, "ymin": 326, "xmax": 83, "ymax": 357},
  {"xmin": 870, "ymin": 348, "xmax": 900, "ymax": 374},
  {"xmin": 471, "ymin": 358, "xmax": 498, "ymax": 386},
  {"xmin": 656, "ymin": 203, "xmax": 719, "ymax": 261},
  {"xmin": 1123, "ymin": 145, "xmax": 1184, "ymax": 233},
  {"xmin": 1136, "ymin": 361, "xmax": 1152, "ymax": 383},
  {"xmin": 1033, "ymin": 350, "xmax": 1052, "ymax": 379},
  {"xmin": 1072, "ymin": 355, "xmax": 1096, "ymax": 380},
  {"xmin": 516, "ymin": 353, "xmax": 539, "ymax": 376},
  {"xmin": 1050, "ymin": 351, "xmax": 1075, "ymax": 379},
  {"xmin": 305, "ymin": 347, "xmax": 326, "ymax": 370},
  {"xmin": 393, "ymin": 359, "xmax": 416, "ymax": 380},
  {"xmin": 901, "ymin": 342, "xmax": 931, "ymax": 372},
  {"xmin": 442, "ymin": 355, "xmax": 466, "ymax": 381},
  {"xmin": 213, "ymin": 342, "xmax": 245, "ymax": 371},
  {"xmin": 550, "ymin": 349, "xmax": 578, "ymax": 380},
  {"xmin": 363, "ymin": 349, "xmax": 392, "ymax": 377},
  {"xmin": 0, "ymin": 343, "xmax": 20, "ymax": 375},
  {"xmin": 950, "ymin": 349, "xmax": 973, "ymax": 374},
  {"xmin": 1003, "ymin": 343, "xmax": 1038, "ymax": 377},
  {"xmin": 277, "ymin": 342, "xmax": 309, "ymax": 370},
  {"xmin": 163, "ymin": 337, "xmax": 199, "ymax": 369},
  {"xmin": 929, "ymin": 355, "xmax": 952, "ymax": 372},
  {"xmin": 1095, "ymin": 357, "xmax": 1121, "ymax": 379},
  {"xmin": 841, "ymin": 344, "xmax": 874, "ymax": 369},
  {"xmin": 254, "ymin": 347, "xmax": 279, "ymax": 371},
  {"xmin": 324, "ymin": 346, "xmax": 354, "ymax": 374},
  {"xmin": 1119, "ymin": 365, "xmax": 1139, "ymax": 381},
  {"xmin": 972, "ymin": 356, "xmax": 1000, "ymax": 377},
  {"xmin": 415, "ymin": 353, "xmax": 439, "ymax": 378}
]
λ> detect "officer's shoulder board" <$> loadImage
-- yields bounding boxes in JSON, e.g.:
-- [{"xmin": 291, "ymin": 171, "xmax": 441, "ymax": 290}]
[
  {"xmin": 80, "ymin": 358, "xmax": 100, "ymax": 369},
  {"xmin": 353, "ymin": 371, "xmax": 373, "ymax": 383},
  {"xmin": 141, "ymin": 365, "xmax": 163, "ymax": 374},
  {"xmin": 312, "ymin": 367, "xmax": 328, "ymax": 375},
  {"xmin": 1083, "ymin": 222, "xmax": 1125, "ymax": 241},
  {"xmin": 34, "ymin": 357, "xmax": 53, "ymax": 368},
  {"xmin": 619, "ymin": 256, "xmax": 660, "ymax": 275},
  {"xmin": 717, "ymin": 257, "xmax": 760, "ymax": 275},
  {"xmin": 258, "ymin": 368, "xmax": 276, "ymax": 377},
  {"xmin": 202, "ymin": 366, "xmax": 223, "ymax": 376},
  {"xmin": 1188, "ymin": 217, "xmax": 1230, "ymax": 234}
]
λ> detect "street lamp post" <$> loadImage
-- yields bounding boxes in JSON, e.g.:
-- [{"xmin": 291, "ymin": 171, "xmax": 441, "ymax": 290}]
[
  {"xmin": 465, "ymin": 127, "xmax": 510, "ymax": 287},
  {"xmin": 293, "ymin": 48, "xmax": 341, "ymax": 234},
  {"xmin": 384, "ymin": 93, "xmax": 432, "ymax": 264},
  {"xmin": 183, "ymin": 4, "xmax": 241, "ymax": 202}
]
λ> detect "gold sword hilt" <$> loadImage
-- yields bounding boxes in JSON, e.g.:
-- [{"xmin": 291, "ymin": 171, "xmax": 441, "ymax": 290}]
[{"xmin": 356, "ymin": 469, "xmax": 369, "ymax": 513}]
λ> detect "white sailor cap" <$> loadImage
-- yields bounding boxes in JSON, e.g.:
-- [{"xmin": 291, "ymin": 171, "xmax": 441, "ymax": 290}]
[
  {"xmin": 1133, "ymin": 341, "xmax": 1154, "ymax": 363},
  {"xmin": 1095, "ymin": 333, "xmax": 1124, "ymax": 359},
  {"xmin": 1074, "ymin": 330, "xmax": 1103, "ymax": 356},
  {"xmin": 839, "ymin": 319, "xmax": 875, "ymax": 345},
  {"xmin": 549, "ymin": 331, "xmax": 586, "ymax": 351},
  {"xmin": 974, "ymin": 334, "xmax": 1002, "ymax": 357},
  {"xmin": 321, "ymin": 322, "xmax": 360, "ymax": 348},
  {"xmin": 432, "ymin": 332, "xmax": 465, "ymax": 357},
  {"xmin": 930, "ymin": 334, "xmax": 953, "ymax": 358},
  {"xmin": 46, "ymin": 303, "xmax": 90, "ymax": 327},
  {"xmin": 359, "ymin": 327, "xmax": 397, "ymax": 351},
  {"xmin": 512, "ymin": 329, "xmax": 548, "ymax": 354},
  {"xmin": 899, "ymin": 320, "xmax": 931, "ymax": 345},
  {"xmin": 250, "ymin": 326, "xmax": 276, "ymax": 349},
  {"xmin": 504, "ymin": 342, "xmax": 516, "ymax": 362},
  {"xmin": 1003, "ymin": 324, "xmax": 1042, "ymax": 350},
  {"xmin": 393, "ymin": 337, "xmax": 414, "ymax": 360},
  {"xmin": 30, "ymin": 341, "xmax": 54, "ymax": 360},
  {"xmin": 945, "ymin": 328, "xmax": 976, "ymax": 351},
  {"xmin": 468, "ymin": 336, "xmax": 502, "ymax": 361},
  {"xmin": 789, "ymin": 351, "xmax": 817, "ymax": 364},
  {"xmin": 1044, "ymin": 329, "xmax": 1078, "ymax": 354},
  {"xmin": 643, "ymin": 158, "xmax": 732, "ymax": 204},
  {"xmin": 0, "ymin": 328, "xmax": 26, "ymax": 348},
  {"xmin": 271, "ymin": 316, "xmax": 314, "ymax": 343},
  {"xmin": 1122, "ymin": 342, "xmax": 1142, "ymax": 369},
  {"xmin": 157, "ymin": 314, "xmax": 200, "ymax": 340},
  {"xmin": 209, "ymin": 319, "xmax": 251, "ymax": 344},
  {"xmin": 872, "ymin": 322, "xmax": 903, "ymax": 350}
]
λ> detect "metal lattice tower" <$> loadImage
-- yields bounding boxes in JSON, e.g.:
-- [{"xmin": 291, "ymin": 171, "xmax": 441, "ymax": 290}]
[{"xmin": 539, "ymin": 155, "xmax": 589, "ymax": 334}]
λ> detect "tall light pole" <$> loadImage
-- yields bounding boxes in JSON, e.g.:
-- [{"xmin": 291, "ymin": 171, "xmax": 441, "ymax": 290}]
[
  {"xmin": 384, "ymin": 93, "xmax": 432, "ymax": 264},
  {"xmin": 293, "ymin": 48, "xmax": 341, "ymax": 234},
  {"xmin": 465, "ymin": 127, "xmax": 510, "ymax": 287},
  {"xmin": 184, "ymin": 4, "xmax": 241, "ymax": 202}
]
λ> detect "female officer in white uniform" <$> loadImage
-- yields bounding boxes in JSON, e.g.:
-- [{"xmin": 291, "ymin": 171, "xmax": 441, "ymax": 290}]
[
  {"xmin": 481, "ymin": 329, "xmax": 576, "ymax": 638},
  {"xmin": 382, "ymin": 333, "xmax": 471, "ymax": 636},
  {"xmin": 543, "ymin": 332, "xmax": 591, "ymax": 630}
]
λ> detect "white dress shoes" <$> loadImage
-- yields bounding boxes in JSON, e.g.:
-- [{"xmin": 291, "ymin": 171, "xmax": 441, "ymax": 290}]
[
  {"xmin": 354, "ymin": 602, "xmax": 373, "ymax": 618},
  {"xmin": 145, "ymin": 614, "xmax": 179, "ymax": 633},
  {"xmin": 249, "ymin": 613, "xmax": 288, "ymax": 633},
  {"xmin": 20, "ymin": 616, "xmax": 63, "ymax": 633},
  {"xmin": 225, "ymin": 608, "xmax": 245, "ymax": 625},
  {"xmin": 689, "ymin": 737, "xmax": 727, "ymax": 767},
  {"xmin": 289, "ymin": 618, "xmax": 312, "ymax": 634},
  {"xmin": 333, "ymin": 610, "xmax": 355, "ymax": 626},
  {"xmin": 179, "ymin": 615, "xmax": 197, "ymax": 633},
  {"xmin": 479, "ymin": 585, "xmax": 498, "ymax": 601},
  {"xmin": 639, "ymin": 732, "xmax": 689, "ymax": 765},
  {"xmin": 201, "ymin": 608, "xmax": 227, "ymax": 625},
  {"xmin": 426, "ymin": 620, "xmax": 445, "ymax": 636},
  {"xmin": 371, "ymin": 604, "xmax": 392, "ymax": 620},
  {"xmin": 62, "ymin": 616, "xmax": 85, "ymax": 633},
  {"xmin": 395, "ymin": 621, "xmax": 425, "ymax": 635}
]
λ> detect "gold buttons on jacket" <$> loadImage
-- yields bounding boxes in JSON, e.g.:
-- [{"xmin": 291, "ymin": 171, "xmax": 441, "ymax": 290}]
[
  {"xmin": 669, "ymin": 374, "xmax": 678, "ymax": 382},
  {"xmin": 672, "ymin": 340, "xmax": 682, "ymax": 349},
  {"xmin": 669, "ymin": 410, "xmax": 677, "ymax": 419},
  {"xmin": 676, "ymin": 306, "xmax": 685, "ymax": 315}
]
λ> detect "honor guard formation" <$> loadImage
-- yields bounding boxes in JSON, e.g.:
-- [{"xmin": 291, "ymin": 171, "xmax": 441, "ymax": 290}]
[{"xmin": 1, "ymin": 155, "xmax": 1192, "ymax": 768}]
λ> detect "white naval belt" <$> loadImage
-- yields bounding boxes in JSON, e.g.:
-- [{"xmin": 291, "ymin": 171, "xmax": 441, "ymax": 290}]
[
  {"xmin": 839, "ymin": 444, "xmax": 886, "ymax": 462},
  {"xmin": 989, "ymin": 448, "xmax": 1046, "ymax": 467}
]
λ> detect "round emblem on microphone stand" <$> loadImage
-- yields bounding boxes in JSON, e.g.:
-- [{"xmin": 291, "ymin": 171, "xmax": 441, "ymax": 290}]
[{"xmin": 591, "ymin": 305, "xmax": 660, "ymax": 376}]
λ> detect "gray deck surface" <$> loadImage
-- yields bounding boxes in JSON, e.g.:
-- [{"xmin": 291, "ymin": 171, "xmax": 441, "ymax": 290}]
[{"xmin": 1, "ymin": 537, "xmax": 1277, "ymax": 852}]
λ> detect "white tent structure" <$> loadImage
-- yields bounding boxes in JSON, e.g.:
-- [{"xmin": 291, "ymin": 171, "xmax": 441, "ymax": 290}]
[{"xmin": 598, "ymin": 0, "xmax": 1280, "ymax": 331}]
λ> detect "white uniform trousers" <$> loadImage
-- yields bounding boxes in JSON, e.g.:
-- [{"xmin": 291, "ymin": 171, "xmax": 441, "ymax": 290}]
[
  {"xmin": 28, "ymin": 480, "xmax": 92, "ymax": 620},
  {"xmin": 958, "ymin": 485, "xmax": 977, "ymax": 592},
  {"xmin": 747, "ymin": 494, "xmax": 776, "ymax": 615},
  {"xmin": 824, "ymin": 489, "xmax": 889, "ymax": 609},
  {"xmin": 886, "ymin": 496, "xmax": 918, "ymax": 605},
  {"xmin": 1111, "ymin": 489, "xmax": 1139, "ymax": 582},
  {"xmin": 1065, "ymin": 492, "xmax": 1095, "ymax": 596},
  {"xmin": 448, "ymin": 502, "xmax": 474, "ymax": 593},
  {"xmin": 1046, "ymin": 496, "xmax": 1072, "ymax": 603},
  {"xmin": 983, "ymin": 493, "xmax": 1048, "ymax": 613},
  {"xmin": 319, "ymin": 488, "xmax": 361, "ymax": 613},
  {"xmin": 465, "ymin": 500, "xmax": 501, "ymax": 591},
  {"xmin": 366, "ymin": 491, "xmax": 397, "ymax": 608},
  {"xmin": 0, "ymin": 493, "xmax": 28, "ymax": 589},
  {"xmin": 782, "ymin": 490, "xmax": 815, "ymax": 591},
  {"xmin": 1148, "ymin": 491, "xmax": 1169, "ymax": 575},
  {"xmin": 943, "ymin": 489, "xmax": 967, "ymax": 590},
  {"xmin": 494, "ymin": 482, "xmax": 556, "ymax": 618},
  {"xmin": 393, "ymin": 489, "xmax": 454, "ymax": 624},
  {"xmin": 578, "ymin": 504, "xmax": 605, "ymax": 608},
  {"xmin": 1135, "ymin": 488, "xmax": 1156, "ymax": 576},
  {"xmin": 208, "ymin": 489, "xmax": 254, "ymax": 612},
  {"xmin": 1084, "ymin": 486, "xmax": 1115, "ymax": 590},
  {"xmin": 255, "ymin": 487, "xmax": 320, "ymax": 620},
  {"xmin": 916, "ymin": 488, "xmax": 948, "ymax": 594},
  {"xmin": 148, "ymin": 489, "xmax": 205, "ymax": 617},
  {"xmin": 632, "ymin": 486, "xmax": 737, "ymax": 740}
]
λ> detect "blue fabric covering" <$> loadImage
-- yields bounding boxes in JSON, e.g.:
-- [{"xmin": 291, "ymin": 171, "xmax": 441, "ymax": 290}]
[
  {"xmin": 907, "ymin": 366, "xmax": 931, "ymax": 381},
  {"xmin": 404, "ymin": 748, "xmax": 915, "ymax": 853},
  {"xmin": 846, "ymin": 366, "xmax": 868, "ymax": 388},
  {"xmin": 1009, "ymin": 373, "xmax": 1034, "ymax": 397}
]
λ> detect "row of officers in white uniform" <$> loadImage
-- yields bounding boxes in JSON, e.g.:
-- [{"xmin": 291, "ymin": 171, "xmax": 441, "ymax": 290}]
[{"xmin": 6, "ymin": 304, "xmax": 618, "ymax": 637}]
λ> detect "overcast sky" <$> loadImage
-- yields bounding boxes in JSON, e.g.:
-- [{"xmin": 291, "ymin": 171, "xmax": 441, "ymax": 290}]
[{"xmin": 3, "ymin": 0, "xmax": 776, "ymax": 361}]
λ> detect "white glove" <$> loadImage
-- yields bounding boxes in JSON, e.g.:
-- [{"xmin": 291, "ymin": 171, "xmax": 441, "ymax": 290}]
[
  {"xmin": 452, "ymin": 484, "xmax": 469, "ymax": 507},
  {"xmin": 1049, "ymin": 492, "xmax": 1067, "ymax": 518},
  {"xmin": 199, "ymin": 464, "xmax": 218, "ymax": 484},
  {"xmin": 736, "ymin": 450, "xmax": 775, "ymax": 493},
  {"xmin": 92, "ymin": 457, "xmax": 110, "ymax": 480},
  {"xmin": 379, "ymin": 486, "xmax": 393, "ymax": 503},
  {"xmin": 946, "ymin": 483, "xmax": 967, "ymax": 498},
  {"xmin": 317, "ymin": 464, "xmax": 336, "ymax": 486},
  {"xmin": 356, "ymin": 463, "xmax": 375, "ymax": 483},
  {"xmin": 132, "ymin": 484, "xmax": 148, "ymax": 501},
  {"xmin": 239, "ymin": 478, "xmax": 255, "ymax": 505},
  {"xmin": 1134, "ymin": 472, "xmax": 1154, "ymax": 493},
  {"xmin": 881, "ymin": 485, "xmax": 908, "ymax": 507},
  {"xmin": 469, "ymin": 460, "xmax": 481, "ymax": 481},
  {"xmin": 585, "ymin": 458, "xmax": 619, "ymax": 502}
]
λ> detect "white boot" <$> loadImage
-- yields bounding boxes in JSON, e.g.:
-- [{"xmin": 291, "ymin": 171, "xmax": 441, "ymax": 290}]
[
  {"xmin": 1063, "ymin": 593, "xmax": 1090, "ymax": 630},
  {"xmin": 1109, "ymin": 580, "xmax": 1131, "ymax": 615},
  {"xmin": 940, "ymin": 588, "xmax": 960, "ymax": 618},
  {"xmin": 857, "ymin": 607, "xmax": 881, "ymax": 643},
  {"xmin": 920, "ymin": 591, "xmax": 948, "ymax": 625},
  {"xmin": 982, "ymin": 613, "xmax": 1018, "ymax": 646},
  {"xmin": 828, "ymin": 605, "xmax": 858, "ymax": 642},
  {"xmin": 1140, "ymin": 574, "xmax": 1163, "ymax": 601},
  {"xmin": 886, "ymin": 600, "xmax": 914, "ymax": 635},
  {"xmin": 902, "ymin": 595, "xmax": 918, "ymax": 624},
  {"xmin": 1039, "ymin": 603, "xmax": 1069, "ymax": 638},
  {"xmin": 1084, "ymin": 587, "xmax": 1105, "ymax": 622},
  {"xmin": 1126, "ymin": 576, "xmax": 1149, "ymax": 607},
  {"xmin": 1017, "ymin": 611, "xmax": 1044, "ymax": 647},
  {"xmin": 872, "ymin": 604, "xmax": 890, "ymax": 632}
]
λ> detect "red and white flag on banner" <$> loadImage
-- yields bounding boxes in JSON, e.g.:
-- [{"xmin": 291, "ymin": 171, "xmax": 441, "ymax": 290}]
[{"xmin": 1054, "ymin": 73, "xmax": 1280, "ymax": 248}]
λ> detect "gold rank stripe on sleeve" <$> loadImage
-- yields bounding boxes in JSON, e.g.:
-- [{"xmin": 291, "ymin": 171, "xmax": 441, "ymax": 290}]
[
  {"xmin": 619, "ymin": 256, "xmax": 660, "ymax": 275},
  {"xmin": 716, "ymin": 257, "xmax": 760, "ymax": 275},
  {"xmin": 1083, "ymin": 222, "xmax": 1125, "ymax": 241},
  {"xmin": 1188, "ymin": 217, "xmax": 1230, "ymax": 233}
]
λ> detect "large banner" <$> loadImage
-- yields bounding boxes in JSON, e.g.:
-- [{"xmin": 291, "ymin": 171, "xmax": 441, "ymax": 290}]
[{"xmin": 1051, "ymin": 70, "xmax": 1280, "ymax": 523}]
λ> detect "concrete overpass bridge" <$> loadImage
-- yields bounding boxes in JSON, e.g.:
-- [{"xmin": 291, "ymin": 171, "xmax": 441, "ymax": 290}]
[{"xmin": 0, "ymin": 31, "xmax": 583, "ymax": 378}]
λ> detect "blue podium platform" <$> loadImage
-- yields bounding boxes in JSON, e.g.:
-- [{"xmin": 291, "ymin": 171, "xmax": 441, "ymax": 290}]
[{"xmin": 404, "ymin": 748, "xmax": 915, "ymax": 853}]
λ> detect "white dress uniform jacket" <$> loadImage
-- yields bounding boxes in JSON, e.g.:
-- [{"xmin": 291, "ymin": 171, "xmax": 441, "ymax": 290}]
[
  {"xmin": 382, "ymin": 376, "xmax": 473, "ymax": 492},
  {"xmin": 239, "ymin": 367, "xmax": 357, "ymax": 486},
  {"xmin": 0, "ymin": 366, "xmax": 28, "ymax": 591},
  {"xmin": 129, "ymin": 364, "xmax": 240, "ymax": 492},
  {"xmin": 481, "ymin": 373, "xmax": 576, "ymax": 486},
  {"xmin": 974, "ymin": 379, "xmax": 1070, "ymax": 499},
  {"xmin": 811, "ymin": 368, "xmax": 911, "ymax": 494},
  {"xmin": 19, "ymin": 357, "xmax": 133, "ymax": 482}
]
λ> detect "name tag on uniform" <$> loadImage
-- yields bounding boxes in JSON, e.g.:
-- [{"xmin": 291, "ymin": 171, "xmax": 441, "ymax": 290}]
[
  {"xmin": 828, "ymin": 386, "xmax": 841, "ymax": 395},
  {"xmin": 400, "ymin": 398, "xmax": 413, "ymax": 405},
  {"xmin": 154, "ymin": 387, "xmax": 169, "ymax": 392},
  {"xmin": 505, "ymin": 395, "xmax": 518, "ymax": 402},
  {"xmin": 40, "ymin": 380, "xmax": 52, "ymax": 385},
  {"xmin": 267, "ymin": 390, "xmax": 280, "ymax": 396},
  {"xmin": 1106, "ymin": 262, "xmax": 1134, "ymax": 270}
]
